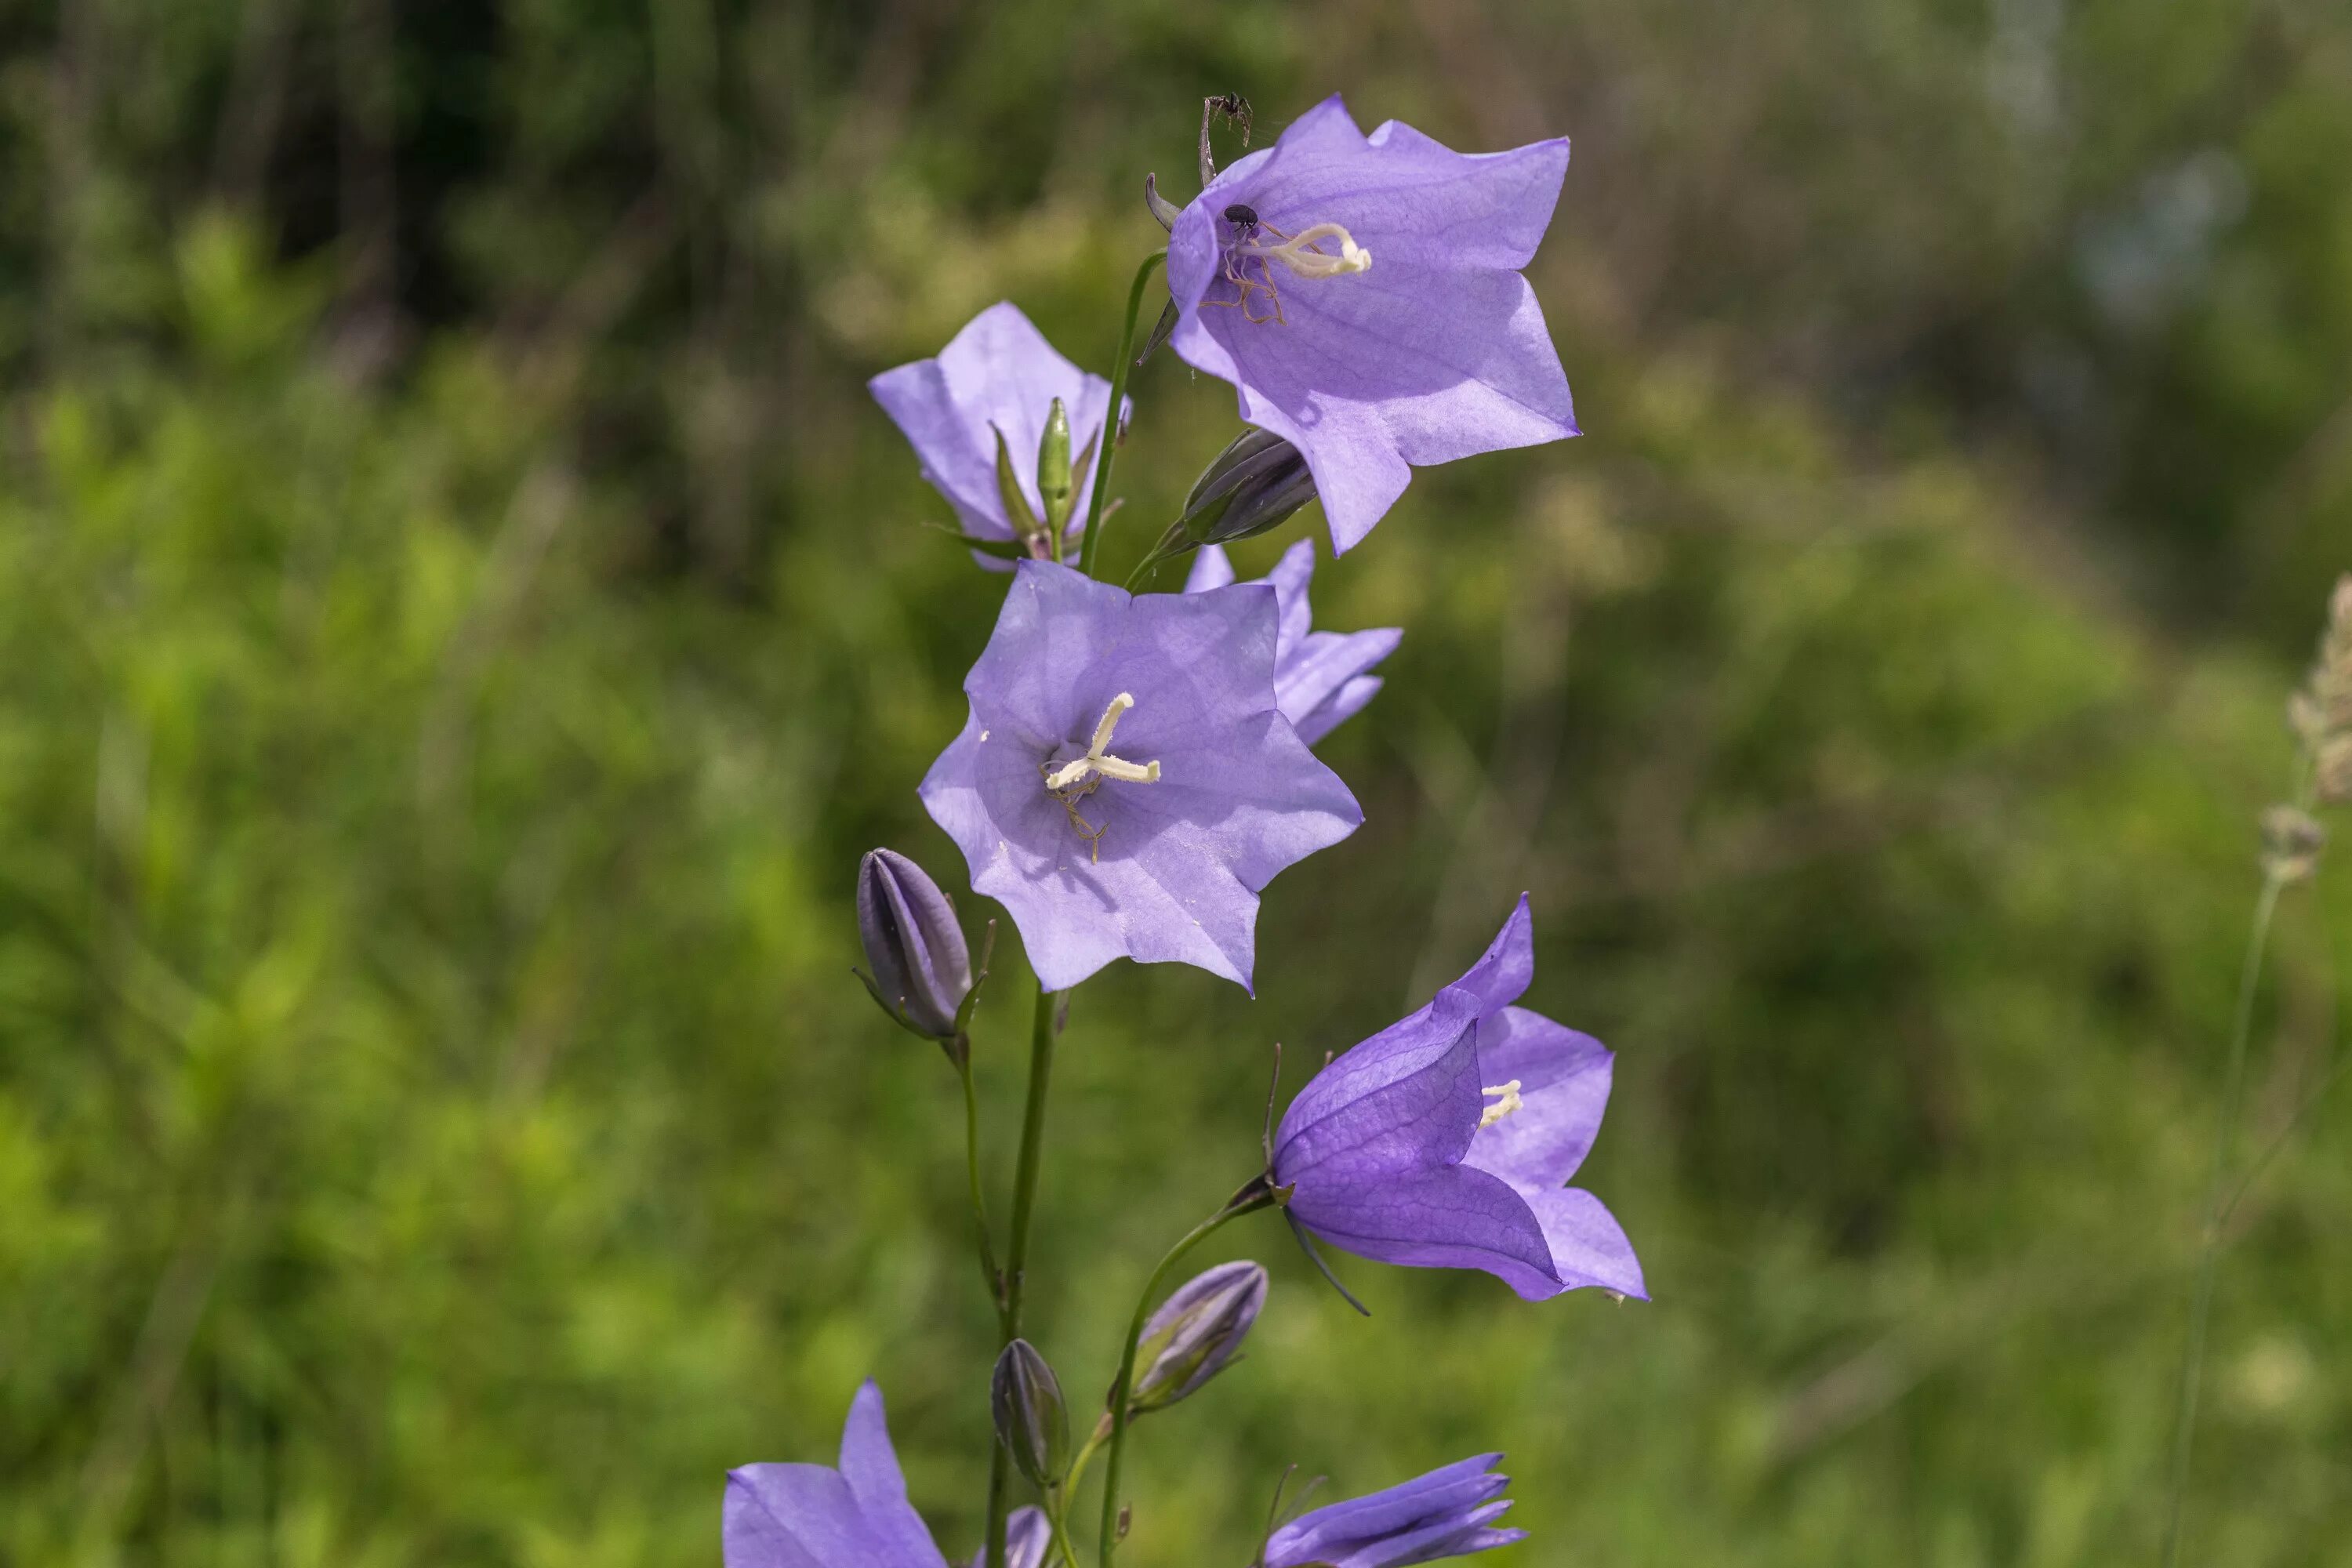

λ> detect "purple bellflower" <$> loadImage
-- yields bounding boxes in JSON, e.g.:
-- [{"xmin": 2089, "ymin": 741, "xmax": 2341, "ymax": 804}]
[
  {"xmin": 869, "ymin": 303, "xmax": 1119, "ymax": 564},
  {"xmin": 1166, "ymin": 96, "xmax": 1579, "ymax": 555},
  {"xmin": 724, "ymin": 1381, "xmax": 956, "ymax": 1568},
  {"xmin": 1185, "ymin": 539, "xmax": 1399, "ymax": 746},
  {"xmin": 920, "ymin": 561, "xmax": 1361, "ymax": 993},
  {"xmin": 1258, "ymin": 1454, "xmax": 1525, "ymax": 1567},
  {"xmin": 1269, "ymin": 895, "xmax": 1645, "ymax": 1302}
]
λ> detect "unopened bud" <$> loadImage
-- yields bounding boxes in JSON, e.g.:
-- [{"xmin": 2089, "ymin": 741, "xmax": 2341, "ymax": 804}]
[
  {"xmin": 1179, "ymin": 428, "xmax": 1316, "ymax": 549},
  {"xmin": 855, "ymin": 849, "xmax": 973, "ymax": 1041},
  {"xmin": 1036, "ymin": 398, "xmax": 1076, "ymax": 535},
  {"xmin": 1126, "ymin": 1260, "xmax": 1267, "ymax": 1417},
  {"xmin": 991, "ymin": 1339, "xmax": 1070, "ymax": 1488}
]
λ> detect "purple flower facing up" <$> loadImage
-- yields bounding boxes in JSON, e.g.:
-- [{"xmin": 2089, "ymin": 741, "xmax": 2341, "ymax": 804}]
[
  {"xmin": 1270, "ymin": 895, "xmax": 1645, "ymax": 1302},
  {"xmin": 1167, "ymin": 96, "xmax": 1579, "ymax": 554},
  {"xmin": 1259, "ymin": 1454, "xmax": 1524, "ymax": 1567},
  {"xmin": 1185, "ymin": 539, "xmax": 1399, "ymax": 746},
  {"xmin": 725, "ymin": 1380, "xmax": 1046, "ymax": 1568},
  {"xmin": 724, "ymin": 1382, "xmax": 952, "ymax": 1568},
  {"xmin": 920, "ymin": 561, "xmax": 1361, "ymax": 993},
  {"xmin": 869, "ymin": 303, "xmax": 1119, "ymax": 564}
]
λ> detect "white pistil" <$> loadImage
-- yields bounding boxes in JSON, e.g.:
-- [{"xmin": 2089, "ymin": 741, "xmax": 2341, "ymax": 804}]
[
  {"xmin": 1238, "ymin": 221, "xmax": 1372, "ymax": 279},
  {"xmin": 1477, "ymin": 1080, "xmax": 1525, "ymax": 1131},
  {"xmin": 1044, "ymin": 692, "xmax": 1161, "ymax": 793}
]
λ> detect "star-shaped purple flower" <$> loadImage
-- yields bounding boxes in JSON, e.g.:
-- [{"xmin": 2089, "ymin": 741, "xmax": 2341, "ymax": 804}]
[
  {"xmin": 1167, "ymin": 96, "xmax": 1579, "ymax": 555},
  {"xmin": 1261, "ymin": 1454, "xmax": 1525, "ymax": 1566},
  {"xmin": 869, "ymin": 302, "xmax": 1119, "ymax": 564},
  {"xmin": 922, "ymin": 561, "xmax": 1361, "ymax": 993},
  {"xmin": 724, "ymin": 1381, "xmax": 966, "ymax": 1568},
  {"xmin": 1184, "ymin": 538, "xmax": 1399, "ymax": 746},
  {"xmin": 1270, "ymin": 895, "xmax": 1644, "ymax": 1302}
]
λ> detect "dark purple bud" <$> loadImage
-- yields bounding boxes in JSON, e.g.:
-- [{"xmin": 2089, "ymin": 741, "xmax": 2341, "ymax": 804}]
[
  {"xmin": 855, "ymin": 849, "xmax": 972, "ymax": 1040},
  {"xmin": 991, "ymin": 1338, "xmax": 1071, "ymax": 1487},
  {"xmin": 1179, "ymin": 427, "xmax": 1316, "ymax": 549},
  {"xmin": 1127, "ymin": 1260, "xmax": 1268, "ymax": 1417}
]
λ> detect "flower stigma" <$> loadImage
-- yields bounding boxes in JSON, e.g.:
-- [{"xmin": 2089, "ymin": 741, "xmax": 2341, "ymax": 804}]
[
  {"xmin": 1477, "ymin": 1080, "xmax": 1525, "ymax": 1131},
  {"xmin": 1207, "ymin": 207, "xmax": 1373, "ymax": 325},
  {"xmin": 1042, "ymin": 691, "xmax": 1162, "ymax": 862}
]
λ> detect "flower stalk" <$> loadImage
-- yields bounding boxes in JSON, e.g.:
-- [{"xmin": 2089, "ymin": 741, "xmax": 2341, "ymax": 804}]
[{"xmin": 1076, "ymin": 251, "xmax": 1166, "ymax": 579}]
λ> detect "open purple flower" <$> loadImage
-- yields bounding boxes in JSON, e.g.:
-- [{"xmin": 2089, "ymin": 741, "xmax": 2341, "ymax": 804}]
[
  {"xmin": 724, "ymin": 1381, "xmax": 954, "ymax": 1568},
  {"xmin": 1270, "ymin": 895, "xmax": 1644, "ymax": 1302},
  {"xmin": 1260, "ymin": 1454, "xmax": 1524, "ymax": 1567},
  {"xmin": 1185, "ymin": 539, "xmax": 1399, "ymax": 746},
  {"xmin": 869, "ymin": 302, "xmax": 1119, "ymax": 564},
  {"xmin": 920, "ymin": 561, "xmax": 1361, "ymax": 993},
  {"xmin": 1166, "ymin": 96, "xmax": 1579, "ymax": 555}
]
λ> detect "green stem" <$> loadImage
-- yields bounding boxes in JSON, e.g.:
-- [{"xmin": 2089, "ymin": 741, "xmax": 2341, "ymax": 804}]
[
  {"xmin": 2160, "ymin": 869, "xmax": 2285, "ymax": 1568},
  {"xmin": 1095, "ymin": 1181, "xmax": 1274, "ymax": 1566},
  {"xmin": 985, "ymin": 982, "xmax": 1064, "ymax": 1568},
  {"xmin": 1076, "ymin": 251, "xmax": 1167, "ymax": 581}
]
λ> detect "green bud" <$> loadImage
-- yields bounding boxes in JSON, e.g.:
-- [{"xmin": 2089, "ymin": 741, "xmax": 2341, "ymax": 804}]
[
  {"xmin": 1036, "ymin": 398, "xmax": 1076, "ymax": 538},
  {"xmin": 991, "ymin": 1339, "xmax": 1070, "ymax": 1488}
]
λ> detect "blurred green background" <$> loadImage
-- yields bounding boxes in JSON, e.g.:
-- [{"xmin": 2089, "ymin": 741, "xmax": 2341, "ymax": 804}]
[{"xmin": 3, "ymin": 1, "xmax": 2350, "ymax": 1563}]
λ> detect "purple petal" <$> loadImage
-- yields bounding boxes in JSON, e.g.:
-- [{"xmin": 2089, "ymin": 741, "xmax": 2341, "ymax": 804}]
[
  {"xmin": 1295, "ymin": 673, "xmax": 1386, "ymax": 748},
  {"xmin": 1285, "ymin": 1161, "xmax": 1563, "ymax": 1301},
  {"xmin": 1265, "ymin": 1453, "xmax": 1523, "ymax": 1568},
  {"xmin": 1183, "ymin": 543, "xmax": 1238, "ymax": 592},
  {"xmin": 1461, "ymin": 1007, "xmax": 1612, "ymax": 1189},
  {"xmin": 1283, "ymin": 629, "xmax": 1402, "ymax": 745},
  {"xmin": 1518, "ymin": 1186, "xmax": 1647, "ymax": 1300},
  {"xmin": 1450, "ymin": 895, "xmax": 1535, "ymax": 1016},
  {"xmin": 867, "ymin": 303, "xmax": 1114, "ymax": 546},
  {"xmin": 956, "ymin": 563, "xmax": 1134, "ymax": 747},
  {"xmin": 837, "ymin": 1382, "xmax": 947, "ymax": 1567},
  {"xmin": 1274, "ymin": 986, "xmax": 1486, "ymax": 1172},
  {"xmin": 967, "ymin": 1507, "xmax": 1051, "ymax": 1568}
]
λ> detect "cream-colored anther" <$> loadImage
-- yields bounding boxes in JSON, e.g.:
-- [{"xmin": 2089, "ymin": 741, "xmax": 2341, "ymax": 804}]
[
  {"xmin": 1044, "ymin": 692, "xmax": 1161, "ymax": 793},
  {"xmin": 1477, "ymin": 1080, "xmax": 1525, "ymax": 1131}
]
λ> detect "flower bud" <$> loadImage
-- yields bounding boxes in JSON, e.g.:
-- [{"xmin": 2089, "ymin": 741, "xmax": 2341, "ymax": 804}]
[
  {"xmin": 855, "ymin": 849, "xmax": 973, "ymax": 1040},
  {"xmin": 1179, "ymin": 428, "xmax": 1317, "ymax": 548},
  {"xmin": 991, "ymin": 425, "xmax": 1050, "ymax": 557},
  {"xmin": 991, "ymin": 1339, "xmax": 1070, "ymax": 1488},
  {"xmin": 1036, "ymin": 397, "xmax": 1076, "ymax": 535},
  {"xmin": 1126, "ymin": 1260, "xmax": 1267, "ymax": 1417}
]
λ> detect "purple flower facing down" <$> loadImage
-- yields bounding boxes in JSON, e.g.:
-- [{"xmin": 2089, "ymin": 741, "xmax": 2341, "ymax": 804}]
[
  {"xmin": 869, "ymin": 303, "xmax": 1119, "ymax": 563},
  {"xmin": 1270, "ymin": 895, "xmax": 1644, "ymax": 1302},
  {"xmin": 724, "ymin": 1382, "xmax": 949, "ymax": 1568},
  {"xmin": 1261, "ymin": 1454, "xmax": 1524, "ymax": 1567},
  {"xmin": 1167, "ymin": 97, "xmax": 1579, "ymax": 554},
  {"xmin": 1185, "ymin": 539, "xmax": 1399, "ymax": 746},
  {"xmin": 920, "ymin": 561, "xmax": 1361, "ymax": 993}
]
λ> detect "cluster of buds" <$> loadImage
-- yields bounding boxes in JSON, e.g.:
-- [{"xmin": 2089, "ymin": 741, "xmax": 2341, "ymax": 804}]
[{"xmin": 2267, "ymin": 575, "xmax": 2352, "ymax": 884}]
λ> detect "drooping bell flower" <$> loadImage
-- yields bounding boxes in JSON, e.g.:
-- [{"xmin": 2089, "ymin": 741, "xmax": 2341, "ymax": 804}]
[
  {"xmin": 1269, "ymin": 895, "xmax": 1644, "ymax": 1302},
  {"xmin": 869, "ymin": 303, "xmax": 1119, "ymax": 564},
  {"xmin": 1164, "ymin": 96, "xmax": 1580, "ymax": 554},
  {"xmin": 1258, "ymin": 1454, "xmax": 1525, "ymax": 1567},
  {"xmin": 920, "ymin": 561, "xmax": 1360, "ymax": 993},
  {"xmin": 724, "ymin": 1382, "xmax": 952, "ymax": 1568},
  {"xmin": 1185, "ymin": 539, "xmax": 1399, "ymax": 746},
  {"xmin": 855, "ymin": 849, "xmax": 974, "ymax": 1041}
]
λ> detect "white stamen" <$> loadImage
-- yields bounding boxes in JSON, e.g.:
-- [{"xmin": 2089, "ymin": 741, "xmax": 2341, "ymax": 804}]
[
  {"xmin": 1239, "ymin": 221, "xmax": 1372, "ymax": 280},
  {"xmin": 1477, "ymin": 1080, "xmax": 1524, "ymax": 1131},
  {"xmin": 1044, "ymin": 692, "xmax": 1161, "ymax": 793}
]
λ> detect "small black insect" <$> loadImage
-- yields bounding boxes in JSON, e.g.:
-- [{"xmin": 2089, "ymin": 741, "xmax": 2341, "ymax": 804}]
[{"xmin": 1223, "ymin": 203, "xmax": 1259, "ymax": 227}]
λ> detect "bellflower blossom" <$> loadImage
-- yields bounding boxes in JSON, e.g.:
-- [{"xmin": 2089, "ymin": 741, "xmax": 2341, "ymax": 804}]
[
  {"xmin": 869, "ymin": 302, "xmax": 1120, "ymax": 563},
  {"xmin": 1185, "ymin": 539, "xmax": 1399, "ymax": 746},
  {"xmin": 1260, "ymin": 1454, "xmax": 1524, "ymax": 1567},
  {"xmin": 920, "ymin": 561, "xmax": 1360, "ymax": 992},
  {"xmin": 1165, "ymin": 96, "xmax": 1579, "ymax": 554},
  {"xmin": 726, "ymin": 1381, "xmax": 979, "ymax": 1568},
  {"xmin": 1270, "ymin": 895, "xmax": 1645, "ymax": 1301}
]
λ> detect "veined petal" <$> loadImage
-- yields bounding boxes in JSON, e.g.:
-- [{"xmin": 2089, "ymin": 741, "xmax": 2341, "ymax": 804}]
[
  {"xmin": 1518, "ymin": 1187, "xmax": 1646, "ymax": 1300},
  {"xmin": 1450, "ymin": 895, "xmax": 1535, "ymax": 1015},
  {"xmin": 1275, "ymin": 987, "xmax": 1485, "ymax": 1172},
  {"xmin": 837, "ymin": 1383, "xmax": 948, "ymax": 1568},
  {"xmin": 1285, "ymin": 1161, "xmax": 1563, "ymax": 1301},
  {"xmin": 1461, "ymin": 1007, "xmax": 1612, "ymax": 1189}
]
